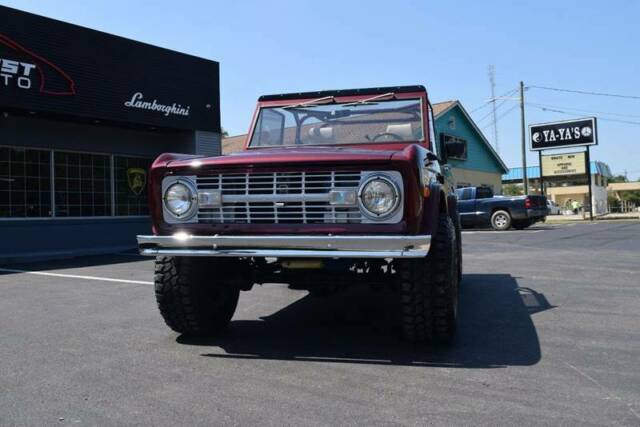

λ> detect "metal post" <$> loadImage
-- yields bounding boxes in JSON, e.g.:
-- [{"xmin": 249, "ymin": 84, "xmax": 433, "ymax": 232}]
[
  {"xmin": 489, "ymin": 65, "xmax": 499, "ymax": 153},
  {"xmin": 110, "ymin": 155, "xmax": 116, "ymax": 217},
  {"xmin": 520, "ymin": 81, "xmax": 528, "ymax": 194},
  {"xmin": 538, "ymin": 150, "xmax": 544, "ymax": 196},
  {"xmin": 50, "ymin": 150, "xmax": 56, "ymax": 217},
  {"xmin": 585, "ymin": 146, "xmax": 594, "ymax": 220}
]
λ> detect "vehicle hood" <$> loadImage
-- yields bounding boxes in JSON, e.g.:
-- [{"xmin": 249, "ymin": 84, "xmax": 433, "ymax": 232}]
[{"xmin": 165, "ymin": 146, "xmax": 403, "ymax": 169}]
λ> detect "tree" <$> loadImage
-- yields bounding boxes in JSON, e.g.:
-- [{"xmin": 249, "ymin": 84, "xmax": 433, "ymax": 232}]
[
  {"xmin": 221, "ymin": 127, "xmax": 229, "ymax": 137},
  {"xmin": 607, "ymin": 174, "xmax": 640, "ymax": 207},
  {"xmin": 625, "ymin": 190, "xmax": 640, "ymax": 205},
  {"xmin": 608, "ymin": 174, "xmax": 628, "ymax": 183},
  {"xmin": 503, "ymin": 184, "xmax": 524, "ymax": 196}
]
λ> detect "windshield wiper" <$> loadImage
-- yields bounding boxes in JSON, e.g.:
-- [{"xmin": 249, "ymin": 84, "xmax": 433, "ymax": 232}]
[
  {"xmin": 341, "ymin": 92, "xmax": 396, "ymax": 107},
  {"xmin": 282, "ymin": 96, "xmax": 335, "ymax": 109}
]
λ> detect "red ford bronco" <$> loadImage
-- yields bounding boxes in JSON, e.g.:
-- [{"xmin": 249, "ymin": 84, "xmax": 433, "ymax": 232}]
[{"xmin": 138, "ymin": 85, "xmax": 465, "ymax": 343}]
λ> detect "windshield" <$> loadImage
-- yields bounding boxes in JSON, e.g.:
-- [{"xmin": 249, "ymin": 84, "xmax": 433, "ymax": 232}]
[{"xmin": 248, "ymin": 98, "xmax": 424, "ymax": 148}]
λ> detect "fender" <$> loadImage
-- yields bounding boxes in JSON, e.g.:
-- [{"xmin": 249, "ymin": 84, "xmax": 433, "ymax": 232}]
[{"xmin": 420, "ymin": 183, "xmax": 445, "ymax": 236}]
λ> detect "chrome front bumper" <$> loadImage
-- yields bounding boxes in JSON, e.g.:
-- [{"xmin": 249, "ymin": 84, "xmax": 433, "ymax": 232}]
[{"xmin": 137, "ymin": 234, "xmax": 431, "ymax": 258}]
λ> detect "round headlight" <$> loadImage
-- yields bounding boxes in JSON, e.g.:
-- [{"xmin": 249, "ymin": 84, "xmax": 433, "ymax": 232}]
[
  {"xmin": 359, "ymin": 176, "xmax": 400, "ymax": 218},
  {"xmin": 164, "ymin": 182, "xmax": 194, "ymax": 217}
]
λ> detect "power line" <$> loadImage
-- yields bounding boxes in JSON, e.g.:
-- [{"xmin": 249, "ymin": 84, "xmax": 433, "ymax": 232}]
[
  {"xmin": 481, "ymin": 104, "xmax": 519, "ymax": 130},
  {"xmin": 529, "ymin": 85, "xmax": 640, "ymax": 100},
  {"xmin": 468, "ymin": 87, "xmax": 518, "ymax": 113},
  {"xmin": 527, "ymin": 104, "xmax": 640, "ymax": 126},
  {"xmin": 474, "ymin": 88, "xmax": 521, "ymax": 123},
  {"xmin": 476, "ymin": 95, "xmax": 516, "ymax": 123},
  {"xmin": 477, "ymin": 99, "xmax": 505, "ymax": 123},
  {"xmin": 526, "ymin": 102, "xmax": 640, "ymax": 119}
]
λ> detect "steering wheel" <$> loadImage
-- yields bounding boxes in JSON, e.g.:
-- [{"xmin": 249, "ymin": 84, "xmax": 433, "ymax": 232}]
[{"xmin": 371, "ymin": 132, "xmax": 404, "ymax": 142}]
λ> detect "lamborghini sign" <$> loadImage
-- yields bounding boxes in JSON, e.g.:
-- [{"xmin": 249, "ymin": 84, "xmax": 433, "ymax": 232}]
[{"xmin": 127, "ymin": 168, "xmax": 146, "ymax": 195}]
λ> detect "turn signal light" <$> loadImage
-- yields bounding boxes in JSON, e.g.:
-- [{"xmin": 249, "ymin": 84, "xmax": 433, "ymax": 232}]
[{"xmin": 423, "ymin": 187, "xmax": 431, "ymax": 198}]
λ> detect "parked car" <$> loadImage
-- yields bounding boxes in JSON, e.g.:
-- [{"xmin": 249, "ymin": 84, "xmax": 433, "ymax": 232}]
[
  {"xmin": 137, "ymin": 85, "xmax": 464, "ymax": 343},
  {"xmin": 455, "ymin": 186, "xmax": 548, "ymax": 230},
  {"xmin": 547, "ymin": 199, "xmax": 561, "ymax": 215}
]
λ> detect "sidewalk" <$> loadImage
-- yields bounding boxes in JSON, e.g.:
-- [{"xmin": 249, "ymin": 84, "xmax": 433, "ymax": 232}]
[{"xmin": 545, "ymin": 212, "xmax": 640, "ymax": 222}]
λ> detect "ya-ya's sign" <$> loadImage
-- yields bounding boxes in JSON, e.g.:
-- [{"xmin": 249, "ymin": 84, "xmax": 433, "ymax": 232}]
[
  {"xmin": 541, "ymin": 152, "xmax": 586, "ymax": 177},
  {"xmin": 530, "ymin": 117, "xmax": 597, "ymax": 151}
]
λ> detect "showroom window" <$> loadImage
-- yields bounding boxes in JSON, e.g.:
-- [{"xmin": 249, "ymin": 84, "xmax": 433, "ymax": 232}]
[
  {"xmin": 54, "ymin": 152, "xmax": 111, "ymax": 217},
  {"xmin": 0, "ymin": 146, "xmax": 154, "ymax": 219},
  {"xmin": 114, "ymin": 156, "xmax": 152, "ymax": 216},
  {"xmin": 0, "ymin": 147, "xmax": 52, "ymax": 217}
]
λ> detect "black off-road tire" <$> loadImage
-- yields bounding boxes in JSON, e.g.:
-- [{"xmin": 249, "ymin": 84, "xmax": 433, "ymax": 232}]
[
  {"xmin": 490, "ymin": 209, "xmax": 512, "ymax": 231},
  {"xmin": 452, "ymin": 212, "xmax": 463, "ymax": 283},
  {"xmin": 398, "ymin": 215, "xmax": 459, "ymax": 343},
  {"xmin": 154, "ymin": 256, "xmax": 240, "ymax": 336}
]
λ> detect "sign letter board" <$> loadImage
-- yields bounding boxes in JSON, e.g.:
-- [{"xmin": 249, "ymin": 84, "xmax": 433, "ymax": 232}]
[
  {"xmin": 541, "ymin": 152, "xmax": 586, "ymax": 177},
  {"xmin": 529, "ymin": 117, "xmax": 597, "ymax": 151}
]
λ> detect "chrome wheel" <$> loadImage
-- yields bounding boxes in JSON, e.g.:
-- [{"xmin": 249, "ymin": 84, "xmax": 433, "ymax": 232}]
[{"xmin": 491, "ymin": 210, "xmax": 512, "ymax": 231}]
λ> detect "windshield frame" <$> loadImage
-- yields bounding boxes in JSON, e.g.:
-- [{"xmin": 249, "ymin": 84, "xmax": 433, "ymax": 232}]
[{"xmin": 245, "ymin": 91, "xmax": 429, "ymax": 150}]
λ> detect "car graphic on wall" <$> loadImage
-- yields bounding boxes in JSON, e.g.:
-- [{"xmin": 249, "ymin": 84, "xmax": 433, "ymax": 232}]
[{"xmin": 0, "ymin": 32, "xmax": 76, "ymax": 96}]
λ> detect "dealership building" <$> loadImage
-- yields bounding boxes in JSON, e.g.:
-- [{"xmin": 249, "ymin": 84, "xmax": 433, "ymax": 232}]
[{"xmin": 0, "ymin": 6, "xmax": 221, "ymax": 261}]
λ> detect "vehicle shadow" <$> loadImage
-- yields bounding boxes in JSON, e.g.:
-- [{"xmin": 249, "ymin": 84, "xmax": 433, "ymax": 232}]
[
  {"xmin": 0, "ymin": 251, "xmax": 148, "ymax": 274},
  {"xmin": 179, "ymin": 273, "xmax": 549, "ymax": 368}
]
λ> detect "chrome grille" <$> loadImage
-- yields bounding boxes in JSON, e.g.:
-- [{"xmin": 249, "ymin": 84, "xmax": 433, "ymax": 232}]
[{"xmin": 196, "ymin": 171, "xmax": 363, "ymax": 224}]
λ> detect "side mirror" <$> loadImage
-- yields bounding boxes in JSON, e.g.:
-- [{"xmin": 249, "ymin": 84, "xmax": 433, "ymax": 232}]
[{"xmin": 445, "ymin": 141, "xmax": 467, "ymax": 159}]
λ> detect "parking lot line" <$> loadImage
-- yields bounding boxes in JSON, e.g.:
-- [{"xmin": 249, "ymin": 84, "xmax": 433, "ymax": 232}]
[
  {"xmin": 462, "ymin": 229, "xmax": 545, "ymax": 234},
  {"xmin": 0, "ymin": 267, "xmax": 153, "ymax": 285}
]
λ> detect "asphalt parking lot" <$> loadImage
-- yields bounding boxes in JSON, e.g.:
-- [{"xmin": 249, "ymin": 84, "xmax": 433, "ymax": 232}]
[{"xmin": 1, "ymin": 221, "xmax": 639, "ymax": 426}]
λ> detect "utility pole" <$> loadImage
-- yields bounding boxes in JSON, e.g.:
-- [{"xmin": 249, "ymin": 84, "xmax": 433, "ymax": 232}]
[
  {"xmin": 520, "ymin": 81, "xmax": 529, "ymax": 194},
  {"xmin": 488, "ymin": 65, "xmax": 499, "ymax": 153}
]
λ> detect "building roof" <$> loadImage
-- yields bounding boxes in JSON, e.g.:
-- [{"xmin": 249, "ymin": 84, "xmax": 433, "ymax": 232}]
[
  {"xmin": 503, "ymin": 162, "xmax": 612, "ymax": 181},
  {"xmin": 222, "ymin": 135, "xmax": 246, "ymax": 154},
  {"xmin": 431, "ymin": 101, "xmax": 457, "ymax": 117},
  {"xmin": 432, "ymin": 100, "xmax": 508, "ymax": 173},
  {"xmin": 608, "ymin": 182, "xmax": 640, "ymax": 192}
]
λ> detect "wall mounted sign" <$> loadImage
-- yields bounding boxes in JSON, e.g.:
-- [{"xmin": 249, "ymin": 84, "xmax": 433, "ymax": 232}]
[
  {"xmin": 541, "ymin": 152, "xmax": 586, "ymax": 177},
  {"xmin": 127, "ymin": 167, "xmax": 147, "ymax": 195},
  {"xmin": 530, "ymin": 117, "xmax": 597, "ymax": 151},
  {"xmin": 0, "ymin": 5, "xmax": 220, "ymax": 132},
  {"xmin": 124, "ymin": 92, "xmax": 190, "ymax": 118},
  {"xmin": 0, "ymin": 32, "xmax": 76, "ymax": 96}
]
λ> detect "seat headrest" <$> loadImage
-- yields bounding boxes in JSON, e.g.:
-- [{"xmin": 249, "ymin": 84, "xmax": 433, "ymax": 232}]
[
  {"xmin": 385, "ymin": 123, "xmax": 413, "ymax": 140},
  {"xmin": 307, "ymin": 126, "xmax": 334, "ymax": 142}
]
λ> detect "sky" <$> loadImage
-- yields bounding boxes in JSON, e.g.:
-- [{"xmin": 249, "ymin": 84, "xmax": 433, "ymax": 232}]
[{"xmin": 3, "ymin": 0, "xmax": 640, "ymax": 179}]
